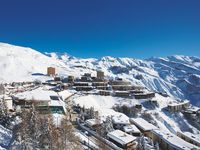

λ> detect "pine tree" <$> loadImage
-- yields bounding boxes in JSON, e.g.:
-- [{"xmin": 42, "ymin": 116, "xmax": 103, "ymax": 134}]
[
  {"xmin": 0, "ymin": 97, "xmax": 10, "ymax": 128},
  {"xmin": 17, "ymin": 109, "xmax": 34, "ymax": 150},
  {"xmin": 0, "ymin": 84, "xmax": 5, "ymax": 95}
]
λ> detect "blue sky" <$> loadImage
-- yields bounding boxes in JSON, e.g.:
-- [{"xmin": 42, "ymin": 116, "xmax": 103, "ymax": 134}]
[{"xmin": 0, "ymin": 0, "xmax": 200, "ymax": 58}]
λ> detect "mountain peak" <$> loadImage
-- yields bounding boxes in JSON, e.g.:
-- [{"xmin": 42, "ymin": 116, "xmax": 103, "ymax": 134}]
[
  {"xmin": 0, "ymin": 42, "xmax": 200, "ymax": 106},
  {"xmin": 44, "ymin": 52, "xmax": 73, "ymax": 61}
]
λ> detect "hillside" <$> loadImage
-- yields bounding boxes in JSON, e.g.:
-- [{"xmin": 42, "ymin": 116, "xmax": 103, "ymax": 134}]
[
  {"xmin": 0, "ymin": 43, "xmax": 199, "ymax": 106},
  {"xmin": 50, "ymin": 52, "xmax": 200, "ymax": 106}
]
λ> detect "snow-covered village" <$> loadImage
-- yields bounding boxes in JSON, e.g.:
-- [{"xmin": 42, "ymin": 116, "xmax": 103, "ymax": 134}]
[
  {"xmin": 0, "ymin": 43, "xmax": 200, "ymax": 150},
  {"xmin": 1, "ymin": 1, "xmax": 200, "ymax": 150}
]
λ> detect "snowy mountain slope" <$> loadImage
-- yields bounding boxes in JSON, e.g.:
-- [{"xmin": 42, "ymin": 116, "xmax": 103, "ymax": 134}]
[
  {"xmin": 0, "ymin": 43, "xmax": 63, "ymax": 82},
  {"xmin": 147, "ymin": 56, "xmax": 200, "ymax": 106},
  {"xmin": 0, "ymin": 43, "xmax": 199, "ymax": 106},
  {"xmin": 55, "ymin": 54, "xmax": 199, "ymax": 106},
  {"xmin": 72, "ymin": 93, "xmax": 200, "ymax": 135},
  {"xmin": 0, "ymin": 43, "xmax": 85, "ymax": 82}
]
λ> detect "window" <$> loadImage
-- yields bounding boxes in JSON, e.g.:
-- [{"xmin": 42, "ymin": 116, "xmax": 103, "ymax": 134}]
[{"xmin": 50, "ymin": 106, "xmax": 64, "ymax": 114}]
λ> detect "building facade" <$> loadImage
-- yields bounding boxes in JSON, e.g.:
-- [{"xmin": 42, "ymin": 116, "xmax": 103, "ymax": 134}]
[{"xmin": 47, "ymin": 67, "xmax": 56, "ymax": 76}]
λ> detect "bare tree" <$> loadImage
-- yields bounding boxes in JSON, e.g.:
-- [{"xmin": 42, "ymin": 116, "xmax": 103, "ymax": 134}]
[
  {"xmin": 95, "ymin": 125, "xmax": 111, "ymax": 150},
  {"xmin": 113, "ymin": 104, "xmax": 139, "ymax": 117},
  {"xmin": 15, "ymin": 108, "xmax": 35, "ymax": 150},
  {"xmin": 141, "ymin": 111, "xmax": 158, "ymax": 127},
  {"xmin": 11, "ymin": 103, "xmax": 83, "ymax": 150},
  {"xmin": 38, "ymin": 114, "xmax": 82, "ymax": 150},
  {"xmin": 11, "ymin": 105, "xmax": 52, "ymax": 150},
  {"xmin": 94, "ymin": 115, "xmax": 112, "ymax": 150},
  {"xmin": 89, "ymin": 106, "xmax": 95, "ymax": 119}
]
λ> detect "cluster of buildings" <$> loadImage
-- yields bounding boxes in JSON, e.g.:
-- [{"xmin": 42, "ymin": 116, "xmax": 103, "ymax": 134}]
[
  {"xmin": 183, "ymin": 106, "xmax": 200, "ymax": 120},
  {"xmin": 3, "ymin": 81, "xmax": 36, "ymax": 94},
  {"xmin": 1, "ymin": 67, "xmax": 199, "ymax": 150},
  {"xmin": 13, "ymin": 87, "xmax": 66, "ymax": 114},
  {"xmin": 167, "ymin": 100, "xmax": 190, "ymax": 112},
  {"xmin": 167, "ymin": 100, "xmax": 200, "ymax": 121},
  {"xmin": 177, "ymin": 131, "xmax": 200, "ymax": 147},
  {"xmin": 107, "ymin": 130, "xmax": 137, "ymax": 149},
  {"xmin": 47, "ymin": 67, "xmax": 199, "ymax": 117},
  {"xmin": 130, "ymin": 118, "xmax": 200, "ymax": 150},
  {"xmin": 83, "ymin": 113, "xmax": 158, "ymax": 149},
  {"xmin": 84, "ymin": 116, "xmax": 200, "ymax": 150},
  {"xmin": 84, "ymin": 116, "xmax": 140, "ymax": 149},
  {"xmin": 0, "ymin": 81, "xmax": 41, "ymax": 112},
  {"xmin": 1, "ymin": 87, "xmax": 66, "ymax": 117},
  {"xmin": 46, "ymin": 67, "xmax": 156, "ymax": 101}
]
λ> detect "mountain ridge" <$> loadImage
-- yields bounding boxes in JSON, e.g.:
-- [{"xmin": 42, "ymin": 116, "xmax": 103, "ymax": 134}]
[{"xmin": 0, "ymin": 42, "xmax": 199, "ymax": 106}]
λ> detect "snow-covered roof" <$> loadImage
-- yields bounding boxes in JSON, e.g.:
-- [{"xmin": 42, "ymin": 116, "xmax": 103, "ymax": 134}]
[
  {"xmin": 178, "ymin": 131, "xmax": 200, "ymax": 145},
  {"xmin": 152, "ymin": 130, "xmax": 199, "ymax": 150},
  {"xmin": 14, "ymin": 87, "xmax": 59, "ymax": 101},
  {"xmin": 74, "ymin": 86, "xmax": 93, "ymax": 88},
  {"xmin": 5, "ymin": 85, "xmax": 15, "ymax": 89},
  {"xmin": 58, "ymin": 90, "xmax": 74, "ymax": 100},
  {"xmin": 85, "ymin": 119, "xmax": 102, "ymax": 127},
  {"xmin": 92, "ymin": 81, "xmax": 108, "ymax": 83},
  {"xmin": 49, "ymin": 99, "xmax": 65, "ymax": 107},
  {"xmin": 115, "ymin": 91, "xmax": 130, "ymax": 93},
  {"xmin": 112, "ymin": 85, "xmax": 132, "ymax": 87},
  {"xmin": 133, "ymin": 92, "xmax": 155, "ymax": 96},
  {"xmin": 72, "ymin": 95, "xmax": 117, "ymax": 110},
  {"xmin": 130, "ymin": 118, "xmax": 158, "ymax": 131},
  {"xmin": 168, "ymin": 100, "xmax": 189, "ymax": 107},
  {"xmin": 2, "ymin": 95, "xmax": 12, "ymax": 100},
  {"xmin": 107, "ymin": 130, "xmax": 137, "ymax": 145},
  {"xmin": 123, "ymin": 125, "xmax": 140, "ymax": 133},
  {"xmin": 185, "ymin": 106, "xmax": 200, "ymax": 113},
  {"xmin": 112, "ymin": 115, "xmax": 130, "ymax": 125}
]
